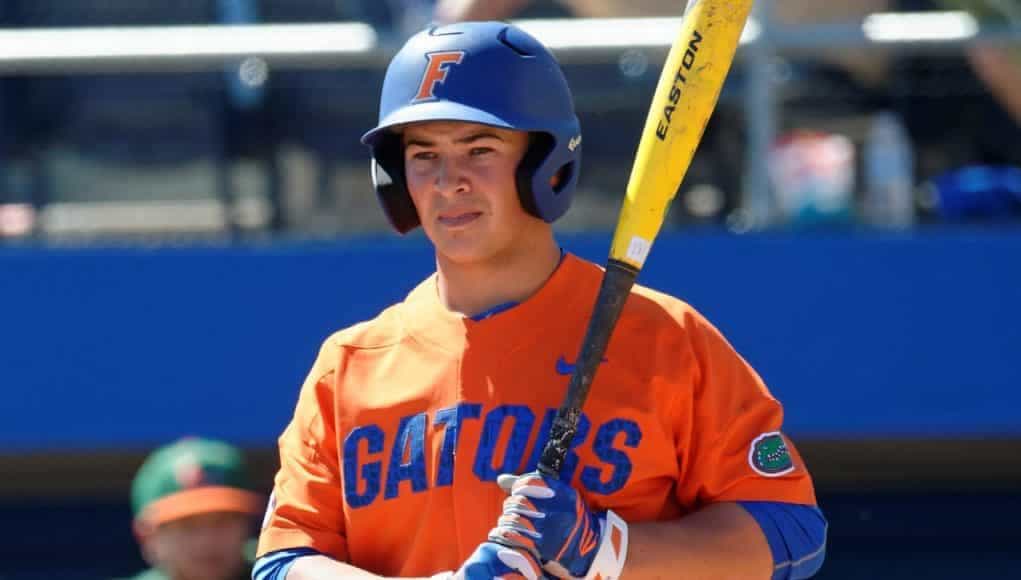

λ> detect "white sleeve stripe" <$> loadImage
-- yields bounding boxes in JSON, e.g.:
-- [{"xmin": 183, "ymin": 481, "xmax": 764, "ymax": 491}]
[{"xmin": 774, "ymin": 543, "xmax": 826, "ymax": 569}]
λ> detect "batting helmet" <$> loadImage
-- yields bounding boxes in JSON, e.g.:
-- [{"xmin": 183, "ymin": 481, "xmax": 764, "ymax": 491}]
[{"xmin": 361, "ymin": 21, "xmax": 582, "ymax": 234}]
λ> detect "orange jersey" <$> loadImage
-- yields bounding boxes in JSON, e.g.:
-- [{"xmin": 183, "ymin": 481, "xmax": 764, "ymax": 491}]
[{"xmin": 257, "ymin": 253, "xmax": 817, "ymax": 575}]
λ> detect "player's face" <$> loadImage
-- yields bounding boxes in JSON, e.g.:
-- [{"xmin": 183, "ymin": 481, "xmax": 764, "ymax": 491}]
[
  {"xmin": 145, "ymin": 511, "xmax": 250, "ymax": 580},
  {"xmin": 403, "ymin": 121, "xmax": 544, "ymax": 266}
]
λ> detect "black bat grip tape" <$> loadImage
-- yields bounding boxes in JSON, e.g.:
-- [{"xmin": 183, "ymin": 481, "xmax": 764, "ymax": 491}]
[{"xmin": 538, "ymin": 260, "xmax": 639, "ymax": 476}]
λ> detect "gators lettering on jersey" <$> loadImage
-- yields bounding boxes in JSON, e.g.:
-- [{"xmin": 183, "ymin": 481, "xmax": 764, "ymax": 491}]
[{"xmin": 257, "ymin": 253, "xmax": 816, "ymax": 576}]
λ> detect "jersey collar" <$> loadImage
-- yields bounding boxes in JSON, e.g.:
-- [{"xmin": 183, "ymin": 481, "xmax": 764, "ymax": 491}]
[{"xmin": 400, "ymin": 252, "xmax": 593, "ymax": 355}]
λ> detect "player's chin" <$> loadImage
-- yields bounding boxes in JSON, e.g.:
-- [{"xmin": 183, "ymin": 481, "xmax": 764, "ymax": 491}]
[
  {"xmin": 432, "ymin": 234, "xmax": 495, "ymax": 265},
  {"xmin": 426, "ymin": 226, "xmax": 488, "ymax": 260},
  {"xmin": 436, "ymin": 243, "xmax": 491, "ymax": 265}
]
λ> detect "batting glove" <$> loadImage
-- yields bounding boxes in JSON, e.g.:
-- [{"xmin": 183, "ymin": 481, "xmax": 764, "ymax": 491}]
[
  {"xmin": 453, "ymin": 541, "xmax": 547, "ymax": 580},
  {"xmin": 489, "ymin": 472, "xmax": 629, "ymax": 579}
]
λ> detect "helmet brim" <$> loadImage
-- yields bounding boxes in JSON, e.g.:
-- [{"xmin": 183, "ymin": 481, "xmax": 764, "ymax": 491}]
[{"xmin": 361, "ymin": 100, "xmax": 518, "ymax": 146}]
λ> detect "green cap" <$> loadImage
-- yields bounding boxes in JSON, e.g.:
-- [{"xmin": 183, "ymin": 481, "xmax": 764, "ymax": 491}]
[{"xmin": 131, "ymin": 437, "xmax": 263, "ymax": 527}]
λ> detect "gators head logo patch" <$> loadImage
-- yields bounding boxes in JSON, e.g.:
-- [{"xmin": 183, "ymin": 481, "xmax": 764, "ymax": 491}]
[{"xmin": 749, "ymin": 432, "xmax": 794, "ymax": 477}]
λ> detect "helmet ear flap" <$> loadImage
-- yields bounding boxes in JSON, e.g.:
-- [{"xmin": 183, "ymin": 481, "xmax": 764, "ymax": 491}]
[
  {"xmin": 371, "ymin": 134, "xmax": 420, "ymax": 234},
  {"xmin": 516, "ymin": 131, "xmax": 579, "ymax": 223},
  {"xmin": 516, "ymin": 133, "xmax": 555, "ymax": 221}
]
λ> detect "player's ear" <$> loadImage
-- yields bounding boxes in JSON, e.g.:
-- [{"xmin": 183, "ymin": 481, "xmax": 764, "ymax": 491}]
[
  {"xmin": 133, "ymin": 518, "xmax": 152, "ymax": 542},
  {"xmin": 133, "ymin": 519, "xmax": 160, "ymax": 566}
]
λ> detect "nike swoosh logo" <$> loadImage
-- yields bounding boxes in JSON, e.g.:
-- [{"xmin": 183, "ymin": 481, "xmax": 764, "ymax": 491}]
[{"xmin": 555, "ymin": 356, "xmax": 608, "ymax": 376}]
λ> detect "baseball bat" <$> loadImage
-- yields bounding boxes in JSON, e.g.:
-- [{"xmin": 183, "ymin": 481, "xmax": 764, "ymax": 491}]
[{"xmin": 538, "ymin": 0, "xmax": 754, "ymax": 476}]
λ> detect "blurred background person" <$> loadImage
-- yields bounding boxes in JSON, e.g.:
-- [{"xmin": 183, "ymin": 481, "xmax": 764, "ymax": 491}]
[
  {"xmin": 117, "ymin": 437, "xmax": 264, "ymax": 580},
  {"xmin": 914, "ymin": 0, "xmax": 1021, "ymax": 222},
  {"xmin": 936, "ymin": 0, "xmax": 1021, "ymax": 124}
]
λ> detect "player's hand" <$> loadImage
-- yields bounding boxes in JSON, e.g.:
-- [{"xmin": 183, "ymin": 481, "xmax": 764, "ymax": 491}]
[
  {"xmin": 453, "ymin": 541, "xmax": 546, "ymax": 580},
  {"xmin": 489, "ymin": 472, "xmax": 606, "ymax": 579}
]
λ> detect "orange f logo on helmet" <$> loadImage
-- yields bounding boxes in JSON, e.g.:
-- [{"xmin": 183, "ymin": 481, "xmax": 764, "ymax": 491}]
[{"xmin": 415, "ymin": 51, "xmax": 465, "ymax": 101}]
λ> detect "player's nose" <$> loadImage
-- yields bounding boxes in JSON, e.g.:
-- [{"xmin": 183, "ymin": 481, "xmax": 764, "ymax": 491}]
[{"xmin": 433, "ymin": 157, "xmax": 470, "ymax": 197}]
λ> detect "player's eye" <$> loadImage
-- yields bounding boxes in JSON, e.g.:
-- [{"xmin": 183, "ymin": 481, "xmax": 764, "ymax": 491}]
[
  {"xmin": 409, "ymin": 150, "xmax": 437, "ymax": 161},
  {"xmin": 469, "ymin": 146, "xmax": 494, "ymax": 157}
]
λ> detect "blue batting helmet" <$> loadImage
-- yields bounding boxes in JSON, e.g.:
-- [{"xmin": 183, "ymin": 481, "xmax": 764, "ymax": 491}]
[{"xmin": 361, "ymin": 21, "xmax": 582, "ymax": 234}]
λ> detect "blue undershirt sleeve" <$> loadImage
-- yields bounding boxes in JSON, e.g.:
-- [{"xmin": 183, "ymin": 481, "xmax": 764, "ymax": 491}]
[{"xmin": 737, "ymin": 501, "xmax": 828, "ymax": 580}]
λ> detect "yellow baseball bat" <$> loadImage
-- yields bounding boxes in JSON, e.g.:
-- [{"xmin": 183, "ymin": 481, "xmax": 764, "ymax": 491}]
[{"xmin": 540, "ymin": 0, "xmax": 754, "ymax": 475}]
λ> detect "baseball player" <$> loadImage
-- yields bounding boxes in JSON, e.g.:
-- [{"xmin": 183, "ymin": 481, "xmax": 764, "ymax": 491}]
[
  {"xmin": 255, "ymin": 21, "xmax": 826, "ymax": 580},
  {"xmin": 117, "ymin": 437, "xmax": 264, "ymax": 580}
]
